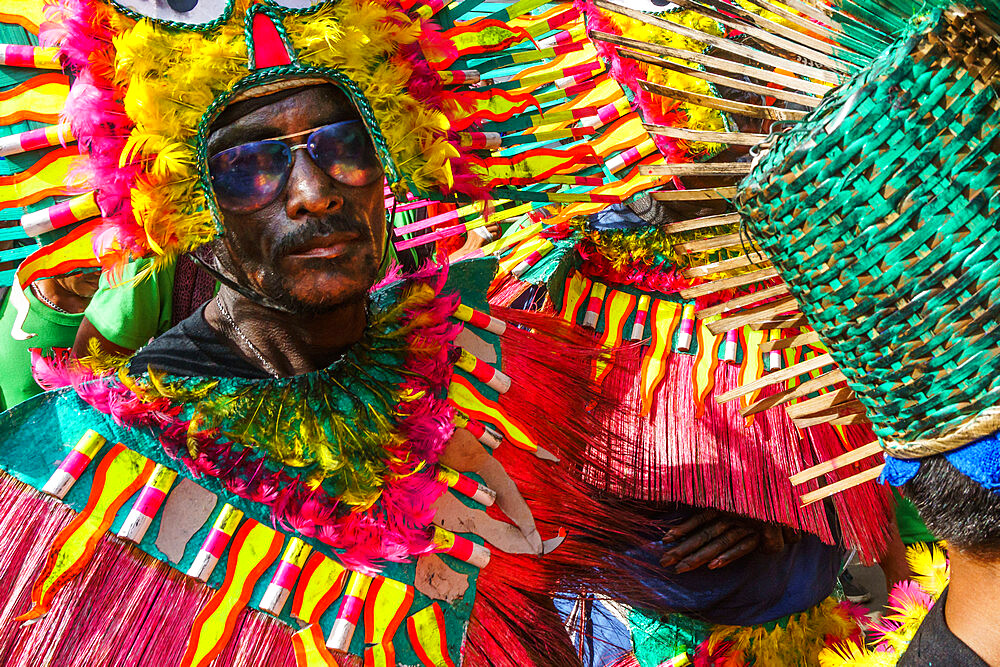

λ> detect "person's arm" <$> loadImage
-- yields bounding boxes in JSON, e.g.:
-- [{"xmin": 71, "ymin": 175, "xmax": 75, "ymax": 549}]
[
  {"xmin": 73, "ymin": 316, "xmax": 137, "ymax": 358},
  {"xmin": 659, "ymin": 507, "xmax": 801, "ymax": 572}
]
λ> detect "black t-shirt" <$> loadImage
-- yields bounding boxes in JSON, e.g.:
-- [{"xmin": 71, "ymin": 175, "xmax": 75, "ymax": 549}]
[
  {"xmin": 898, "ymin": 588, "xmax": 988, "ymax": 666},
  {"xmin": 130, "ymin": 304, "xmax": 269, "ymax": 379}
]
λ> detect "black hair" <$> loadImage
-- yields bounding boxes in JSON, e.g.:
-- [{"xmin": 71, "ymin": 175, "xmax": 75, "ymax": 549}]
[{"xmin": 902, "ymin": 455, "xmax": 1000, "ymax": 557}]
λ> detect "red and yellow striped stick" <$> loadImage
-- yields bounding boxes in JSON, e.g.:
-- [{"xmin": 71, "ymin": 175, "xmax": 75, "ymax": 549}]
[
  {"xmin": 438, "ymin": 69, "xmax": 480, "ymax": 85},
  {"xmin": 0, "ymin": 44, "xmax": 60, "ymax": 69},
  {"xmin": 432, "ymin": 526, "xmax": 490, "ymax": 568},
  {"xmin": 453, "ymin": 412, "xmax": 504, "ymax": 449},
  {"xmin": 117, "ymin": 463, "xmax": 177, "ymax": 543},
  {"xmin": 181, "ymin": 521, "xmax": 284, "ymax": 667},
  {"xmin": 327, "ymin": 571, "xmax": 373, "ymax": 653},
  {"xmin": 259, "ymin": 537, "xmax": 312, "ymax": 616},
  {"xmin": 41, "ymin": 429, "xmax": 106, "ymax": 499},
  {"xmin": 187, "ymin": 503, "xmax": 243, "ymax": 582},
  {"xmin": 453, "ymin": 303, "xmax": 506, "ymax": 335},
  {"xmin": 436, "ymin": 465, "xmax": 496, "ymax": 506},
  {"xmin": 21, "ymin": 191, "xmax": 100, "ymax": 237},
  {"xmin": 455, "ymin": 348, "xmax": 511, "ymax": 394},
  {"xmin": 511, "ymin": 239, "xmax": 555, "ymax": 278},
  {"xmin": 582, "ymin": 282, "xmax": 608, "ymax": 329},
  {"xmin": 631, "ymin": 294, "xmax": 651, "ymax": 341},
  {"xmin": 0, "ymin": 122, "xmax": 73, "ymax": 157}
]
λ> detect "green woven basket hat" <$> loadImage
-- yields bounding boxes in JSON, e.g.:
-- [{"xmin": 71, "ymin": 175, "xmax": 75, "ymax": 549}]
[{"xmin": 738, "ymin": 5, "xmax": 1000, "ymax": 459}]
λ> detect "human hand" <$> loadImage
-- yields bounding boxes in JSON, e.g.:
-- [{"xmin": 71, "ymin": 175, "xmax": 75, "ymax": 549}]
[{"xmin": 659, "ymin": 509, "xmax": 800, "ymax": 573}]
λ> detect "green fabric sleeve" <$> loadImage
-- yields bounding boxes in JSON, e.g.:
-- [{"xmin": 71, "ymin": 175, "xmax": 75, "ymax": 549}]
[
  {"xmin": 84, "ymin": 259, "xmax": 175, "ymax": 350},
  {"xmin": 0, "ymin": 287, "xmax": 83, "ymax": 409}
]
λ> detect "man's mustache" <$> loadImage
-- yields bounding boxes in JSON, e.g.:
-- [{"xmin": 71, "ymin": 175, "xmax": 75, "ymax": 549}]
[{"xmin": 269, "ymin": 215, "xmax": 367, "ymax": 261}]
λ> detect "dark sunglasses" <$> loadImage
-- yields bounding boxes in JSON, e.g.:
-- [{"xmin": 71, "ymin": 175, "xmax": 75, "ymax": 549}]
[{"xmin": 208, "ymin": 120, "xmax": 384, "ymax": 213}]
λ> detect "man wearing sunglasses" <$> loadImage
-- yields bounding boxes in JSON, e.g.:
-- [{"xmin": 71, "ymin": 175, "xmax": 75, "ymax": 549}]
[{"xmin": 130, "ymin": 83, "xmax": 387, "ymax": 377}]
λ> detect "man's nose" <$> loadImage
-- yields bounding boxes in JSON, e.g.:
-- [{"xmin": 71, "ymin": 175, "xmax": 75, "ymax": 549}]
[{"xmin": 285, "ymin": 148, "xmax": 344, "ymax": 218}]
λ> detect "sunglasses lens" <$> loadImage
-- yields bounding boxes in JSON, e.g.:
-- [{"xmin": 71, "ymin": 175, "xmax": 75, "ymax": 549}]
[
  {"xmin": 209, "ymin": 141, "xmax": 291, "ymax": 212},
  {"xmin": 307, "ymin": 121, "xmax": 383, "ymax": 187}
]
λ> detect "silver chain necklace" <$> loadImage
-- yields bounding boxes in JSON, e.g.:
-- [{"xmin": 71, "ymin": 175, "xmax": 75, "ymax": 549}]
[
  {"xmin": 30, "ymin": 282, "xmax": 69, "ymax": 314},
  {"xmin": 215, "ymin": 297, "xmax": 281, "ymax": 378}
]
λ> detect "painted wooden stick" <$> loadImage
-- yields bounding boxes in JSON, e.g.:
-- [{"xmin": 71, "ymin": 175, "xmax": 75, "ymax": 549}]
[{"xmin": 651, "ymin": 187, "xmax": 738, "ymax": 202}]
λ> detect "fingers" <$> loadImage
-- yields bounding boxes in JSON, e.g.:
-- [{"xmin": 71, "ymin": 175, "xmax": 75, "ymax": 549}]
[
  {"xmin": 760, "ymin": 524, "xmax": 786, "ymax": 553},
  {"xmin": 660, "ymin": 518, "xmax": 732, "ymax": 568},
  {"xmin": 663, "ymin": 509, "xmax": 718, "ymax": 541},
  {"xmin": 673, "ymin": 527, "xmax": 757, "ymax": 573},
  {"xmin": 707, "ymin": 534, "xmax": 762, "ymax": 570}
]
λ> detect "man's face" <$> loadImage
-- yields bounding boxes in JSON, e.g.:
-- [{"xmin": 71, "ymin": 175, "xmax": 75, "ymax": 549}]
[{"xmin": 207, "ymin": 85, "xmax": 385, "ymax": 312}]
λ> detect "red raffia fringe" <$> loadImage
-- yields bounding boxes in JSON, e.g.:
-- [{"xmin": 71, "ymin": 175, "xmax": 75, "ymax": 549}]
[
  {"xmin": 0, "ymin": 474, "xmax": 325, "ymax": 665},
  {"xmin": 586, "ymin": 352, "xmax": 892, "ymax": 564}
]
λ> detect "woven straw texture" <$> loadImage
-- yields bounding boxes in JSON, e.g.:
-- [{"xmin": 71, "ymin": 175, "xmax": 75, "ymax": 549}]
[{"xmin": 739, "ymin": 8, "xmax": 1000, "ymax": 457}]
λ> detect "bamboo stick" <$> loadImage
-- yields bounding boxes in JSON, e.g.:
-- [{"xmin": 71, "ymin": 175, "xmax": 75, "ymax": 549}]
[
  {"xmin": 681, "ymin": 252, "xmax": 766, "ymax": 278},
  {"xmin": 707, "ymin": 296, "xmax": 798, "ymax": 334},
  {"xmin": 682, "ymin": 252, "xmax": 768, "ymax": 277},
  {"xmin": 697, "ymin": 283, "xmax": 790, "ymax": 318},
  {"xmin": 643, "ymin": 122, "xmax": 766, "ymax": 147},
  {"xmin": 715, "ymin": 353, "xmax": 833, "ymax": 402},
  {"xmin": 759, "ymin": 330, "xmax": 820, "ymax": 353},
  {"xmin": 590, "ymin": 30, "xmax": 834, "ymax": 96},
  {"xmin": 799, "ymin": 465, "xmax": 884, "ymax": 506},
  {"xmin": 789, "ymin": 441, "xmax": 882, "ymax": 486},
  {"xmin": 751, "ymin": 314, "xmax": 808, "ymax": 330},
  {"xmin": 784, "ymin": 387, "xmax": 854, "ymax": 419},
  {"xmin": 740, "ymin": 368, "xmax": 846, "ymax": 416},
  {"xmin": 829, "ymin": 413, "xmax": 869, "ymax": 426},
  {"xmin": 621, "ymin": 48, "xmax": 822, "ymax": 108},
  {"xmin": 651, "ymin": 187, "xmax": 739, "ymax": 202},
  {"xmin": 662, "ymin": 212, "xmax": 741, "ymax": 234},
  {"xmin": 792, "ymin": 400, "xmax": 865, "ymax": 428},
  {"xmin": 676, "ymin": 232, "xmax": 743, "ymax": 254},
  {"xmin": 666, "ymin": 0, "xmax": 854, "ymax": 73},
  {"xmin": 640, "ymin": 80, "xmax": 808, "ymax": 121},
  {"xmin": 741, "ymin": 0, "xmax": 843, "ymax": 43},
  {"xmin": 593, "ymin": 1, "xmax": 842, "ymax": 84},
  {"xmin": 641, "ymin": 163, "xmax": 752, "ymax": 177},
  {"xmin": 679, "ymin": 266, "xmax": 779, "ymax": 298}
]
